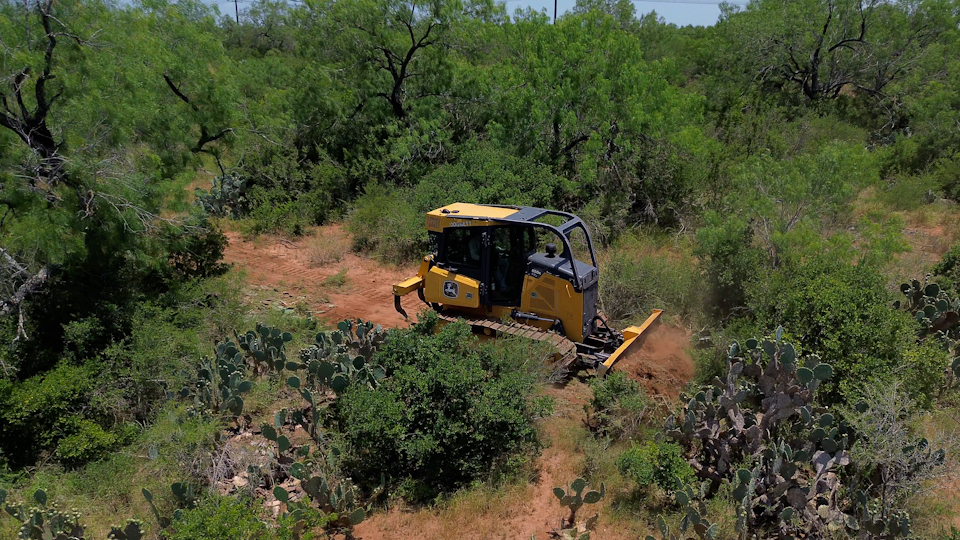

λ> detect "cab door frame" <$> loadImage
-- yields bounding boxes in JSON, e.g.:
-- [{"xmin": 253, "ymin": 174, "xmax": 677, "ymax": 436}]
[{"xmin": 436, "ymin": 225, "xmax": 493, "ymax": 306}]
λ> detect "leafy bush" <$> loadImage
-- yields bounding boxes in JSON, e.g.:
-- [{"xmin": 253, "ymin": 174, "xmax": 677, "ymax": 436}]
[
  {"xmin": 932, "ymin": 243, "xmax": 960, "ymax": 296},
  {"xmin": 227, "ymin": 146, "xmax": 347, "ymax": 230},
  {"xmin": 899, "ymin": 330, "xmax": 951, "ymax": 410},
  {"xmin": 695, "ymin": 215, "xmax": 766, "ymax": 319},
  {"xmin": 162, "ymin": 216, "xmax": 229, "ymax": 281},
  {"xmin": 411, "ymin": 139, "xmax": 570, "ymax": 211},
  {"xmin": 166, "ymin": 496, "xmax": 270, "ymax": 540},
  {"xmin": 586, "ymin": 371, "xmax": 653, "ymax": 440},
  {"xmin": 245, "ymin": 186, "xmax": 329, "ymax": 236},
  {"xmin": 336, "ymin": 315, "xmax": 551, "ymax": 496},
  {"xmin": 616, "ymin": 440, "xmax": 693, "ymax": 492},
  {"xmin": 347, "ymin": 184, "xmax": 427, "ymax": 263},
  {"xmin": 0, "ymin": 364, "xmax": 94, "ymax": 467},
  {"xmin": 55, "ymin": 418, "xmax": 120, "ymax": 465},
  {"xmin": 752, "ymin": 257, "xmax": 919, "ymax": 404},
  {"xmin": 934, "ymin": 154, "xmax": 960, "ymax": 202},
  {"xmin": 349, "ymin": 140, "xmax": 571, "ymax": 263},
  {"xmin": 876, "ymin": 171, "xmax": 940, "ymax": 211}
]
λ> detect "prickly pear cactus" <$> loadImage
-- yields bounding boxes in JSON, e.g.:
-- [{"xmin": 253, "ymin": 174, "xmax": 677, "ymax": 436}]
[
  {"xmin": 297, "ymin": 319, "xmax": 387, "ymax": 395},
  {"xmin": 108, "ymin": 520, "xmax": 146, "ymax": 540},
  {"xmin": 195, "ymin": 173, "xmax": 248, "ymax": 218},
  {"xmin": 654, "ymin": 482, "xmax": 719, "ymax": 540},
  {"xmin": 665, "ymin": 327, "xmax": 857, "ymax": 539},
  {"xmin": 276, "ymin": 457, "xmax": 369, "ymax": 534},
  {"xmin": 0, "ymin": 489, "xmax": 86, "ymax": 540},
  {"xmin": 236, "ymin": 323, "xmax": 293, "ymax": 375},
  {"xmin": 553, "ymin": 477, "xmax": 605, "ymax": 537},
  {"xmin": 178, "ymin": 337, "xmax": 253, "ymax": 421},
  {"xmin": 896, "ymin": 278, "xmax": 960, "ymax": 337},
  {"xmin": 896, "ymin": 276, "xmax": 960, "ymax": 380}
]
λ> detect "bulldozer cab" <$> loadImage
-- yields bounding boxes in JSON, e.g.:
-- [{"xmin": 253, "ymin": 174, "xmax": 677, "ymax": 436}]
[
  {"xmin": 431, "ymin": 206, "xmax": 598, "ymax": 304},
  {"xmin": 399, "ymin": 203, "xmax": 601, "ymax": 343}
]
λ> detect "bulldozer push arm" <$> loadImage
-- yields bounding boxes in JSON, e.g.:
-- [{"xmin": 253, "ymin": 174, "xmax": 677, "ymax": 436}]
[
  {"xmin": 392, "ymin": 256, "xmax": 432, "ymax": 319},
  {"xmin": 596, "ymin": 309, "xmax": 663, "ymax": 377}
]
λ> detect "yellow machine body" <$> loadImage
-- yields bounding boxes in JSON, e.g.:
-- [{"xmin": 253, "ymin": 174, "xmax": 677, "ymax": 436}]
[{"xmin": 392, "ymin": 203, "xmax": 663, "ymax": 373}]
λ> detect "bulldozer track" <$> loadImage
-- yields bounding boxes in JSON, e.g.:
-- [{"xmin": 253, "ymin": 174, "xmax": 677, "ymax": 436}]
[{"xmin": 437, "ymin": 313, "xmax": 580, "ymax": 367}]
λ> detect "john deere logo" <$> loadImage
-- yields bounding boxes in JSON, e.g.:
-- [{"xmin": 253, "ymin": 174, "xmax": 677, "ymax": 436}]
[{"xmin": 443, "ymin": 281, "xmax": 459, "ymax": 299}]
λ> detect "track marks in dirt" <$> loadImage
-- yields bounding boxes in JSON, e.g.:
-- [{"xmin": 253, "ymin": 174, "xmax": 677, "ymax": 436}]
[{"xmin": 222, "ymin": 227, "xmax": 421, "ymax": 328}]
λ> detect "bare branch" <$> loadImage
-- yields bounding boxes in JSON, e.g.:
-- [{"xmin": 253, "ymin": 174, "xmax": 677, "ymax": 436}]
[
  {"xmin": 0, "ymin": 265, "xmax": 50, "ymax": 317},
  {"xmin": 163, "ymin": 73, "xmax": 199, "ymax": 111}
]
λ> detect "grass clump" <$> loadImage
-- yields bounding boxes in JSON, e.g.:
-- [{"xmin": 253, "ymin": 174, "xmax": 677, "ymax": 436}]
[
  {"xmin": 585, "ymin": 372, "xmax": 654, "ymax": 441},
  {"xmin": 306, "ymin": 228, "xmax": 352, "ymax": 266},
  {"xmin": 322, "ymin": 268, "xmax": 350, "ymax": 289},
  {"xmin": 599, "ymin": 232, "xmax": 701, "ymax": 326}
]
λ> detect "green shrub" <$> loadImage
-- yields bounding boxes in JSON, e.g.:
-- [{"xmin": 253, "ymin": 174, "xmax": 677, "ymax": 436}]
[
  {"xmin": 245, "ymin": 186, "xmax": 328, "ymax": 236},
  {"xmin": 876, "ymin": 172, "xmax": 940, "ymax": 211},
  {"xmin": 337, "ymin": 316, "xmax": 551, "ymax": 496},
  {"xmin": 586, "ymin": 372, "xmax": 653, "ymax": 440},
  {"xmin": 166, "ymin": 496, "xmax": 270, "ymax": 540},
  {"xmin": 230, "ymin": 145, "xmax": 347, "ymax": 227},
  {"xmin": 55, "ymin": 418, "xmax": 119, "ymax": 465},
  {"xmin": 934, "ymin": 154, "xmax": 960, "ymax": 202},
  {"xmin": 695, "ymin": 215, "xmax": 766, "ymax": 319},
  {"xmin": 616, "ymin": 440, "xmax": 694, "ymax": 492},
  {"xmin": 348, "ymin": 140, "xmax": 572, "ymax": 263},
  {"xmin": 411, "ymin": 139, "xmax": 570, "ymax": 211},
  {"xmin": 932, "ymin": 243, "xmax": 960, "ymax": 296},
  {"xmin": 899, "ymin": 340, "xmax": 949, "ymax": 410},
  {"xmin": 0, "ymin": 364, "xmax": 94, "ymax": 466},
  {"xmin": 161, "ymin": 215, "xmax": 229, "ymax": 281},
  {"xmin": 753, "ymin": 257, "xmax": 918, "ymax": 405},
  {"xmin": 347, "ymin": 184, "xmax": 427, "ymax": 263}
]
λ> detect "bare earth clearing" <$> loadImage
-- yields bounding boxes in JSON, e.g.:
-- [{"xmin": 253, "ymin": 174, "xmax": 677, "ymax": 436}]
[
  {"xmin": 223, "ymin": 226, "xmax": 419, "ymax": 329},
  {"xmin": 222, "ymin": 225, "xmax": 695, "ymax": 539}
]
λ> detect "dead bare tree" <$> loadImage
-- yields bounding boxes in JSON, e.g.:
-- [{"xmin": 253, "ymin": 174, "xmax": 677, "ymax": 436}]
[
  {"xmin": 331, "ymin": 0, "xmax": 450, "ymax": 120},
  {"xmin": 755, "ymin": 0, "xmax": 875, "ymax": 100},
  {"xmin": 751, "ymin": 0, "xmax": 948, "ymax": 102},
  {"xmin": 0, "ymin": 0, "xmax": 78, "ymax": 196}
]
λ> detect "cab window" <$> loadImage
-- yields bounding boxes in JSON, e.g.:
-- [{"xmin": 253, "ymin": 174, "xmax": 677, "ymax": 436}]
[{"xmin": 444, "ymin": 227, "xmax": 482, "ymax": 268}]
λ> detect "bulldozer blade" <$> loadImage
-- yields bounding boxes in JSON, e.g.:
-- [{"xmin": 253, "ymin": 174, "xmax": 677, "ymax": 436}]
[{"xmin": 597, "ymin": 309, "xmax": 663, "ymax": 377}]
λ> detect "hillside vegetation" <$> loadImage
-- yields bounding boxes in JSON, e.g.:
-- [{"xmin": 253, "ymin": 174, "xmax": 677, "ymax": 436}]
[{"xmin": 2, "ymin": 0, "xmax": 960, "ymax": 538}]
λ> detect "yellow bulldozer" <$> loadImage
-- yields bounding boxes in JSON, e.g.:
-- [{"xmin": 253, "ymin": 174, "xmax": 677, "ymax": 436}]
[{"xmin": 392, "ymin": 203, "xmax": 662, "ymax": 375}]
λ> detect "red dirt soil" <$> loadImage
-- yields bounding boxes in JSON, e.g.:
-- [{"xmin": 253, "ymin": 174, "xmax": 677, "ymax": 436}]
[
  {"xmin": 222, "ymin": 226, "xmax": 421, "ymax": 329},
  {"xmin": 612, "ymin": 324, "xmax": 695, "ymax": 400}
]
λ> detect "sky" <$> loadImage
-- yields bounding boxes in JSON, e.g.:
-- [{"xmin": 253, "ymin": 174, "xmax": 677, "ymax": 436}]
[
  {"xmin": 511, "ymin": 0, "xmax": 727, "ymax": 26},
  {"xmin": 211, "ymin": 0, "xmax": 741, "ymax": 27}
]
